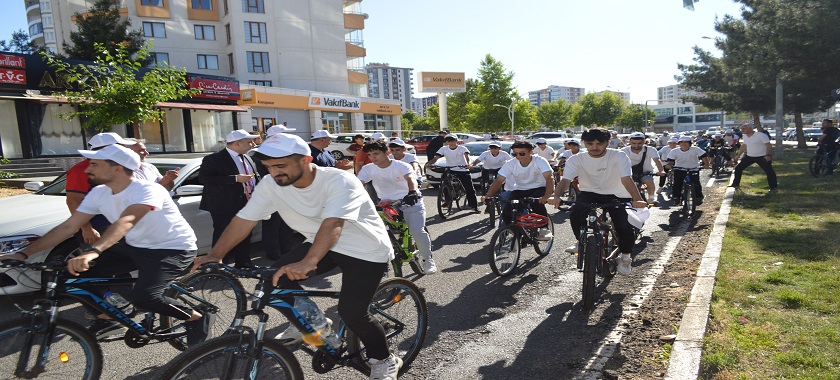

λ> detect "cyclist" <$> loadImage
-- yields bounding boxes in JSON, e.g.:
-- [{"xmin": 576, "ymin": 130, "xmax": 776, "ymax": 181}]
[
  {"xmin": 817, "ymin": 119, "xmax": 840, "ymax": 175},
  {"xmin": 533, "ymin": 138, "xmax": 557, "ymax": 163},
  {"xmin": 557, "ymin": 138, "xmax": 583, "ymax": 167},
  {"xmin": 657, "ymin": 137, "xmax": 678, "ymax": 192},
  {"xmin": 706, "ymin": 133, "xmax": 732, "ymax": 166},
  {"xmin": 471, "ymin": 141, "xmax": 513, "ymax": 197},
  {"xmin": 621, "ymin": 132, "xmax": 665, "ymax": 205},
  {"xmin": 388, "ymin": 139, "xmax": 423, "ymax": 188},
  {"xmin": 723, "ymin": 129, "xmax": 740, "ymax": 161},
  {"xmin": 0, "ymin": 144, "xmax": 210, "ymax": 344},
  {"xmin": 192, "ymin": 134, "xmax": 403, "ymax": 380},
  {"xmin": 550, "ymin": 128, "xmax": 647, "ymax": 275},
  {"xmin": 665, "ymin": 136, "xmax": 711, "ymax": 205},
  {"xmin": 359, "ymin": 140, "xmax": 436, "ymax": 275},
  {"xmin": 425, "ymin": 134, "xmax": 479, "ymax": 212},
  {"xmin": 482, "ymin": 140, "xmax": 554, "ymax": 240}
]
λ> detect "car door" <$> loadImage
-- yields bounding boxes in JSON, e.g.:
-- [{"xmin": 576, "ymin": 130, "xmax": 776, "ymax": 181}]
[{"xmin": 169, "ymin": 166, "xmax": 214, "ymax": 253}]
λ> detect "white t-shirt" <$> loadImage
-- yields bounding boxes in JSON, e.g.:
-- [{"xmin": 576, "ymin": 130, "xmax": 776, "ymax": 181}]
[
  {"xmin": 741, "ymin": 132, "xmax": 770, "ymax": 157},
  {"xmin": 658, "ymin": 146, "xmax": 673, "ymax": 160},
  {"xmin": 477, "ymin": 150, "xmax": 512, "ymax": 169},
  {"xmin": 497, "ymin": 155, "xmax": 552, "ymax": 191},
  {"xmin": 562, "ymin": 149, "xmax": 632, "ymax": 198},
  {"xmin": 133, "ymin": 162, "xmax": 163, "ymax": 183},
  {"xmin": 560, "ymin": 149, "xmax": 582, "ymax": 160},
  {"xmin": 237, "ymin": 167, "xmax": 393, "ymax": 263},
  {"xmin": 622, "ymin": 146, "xmax": 656, "ymax": 172},
  {"xmin": 357, "ymin": 160, "xmax": 414, "ymax": 202},
  {"xmin": 389, "ymin": 153, "xmax": 421, "ymax": 181},
  {"xmin": 435, "ymin": 145, "xmax": 470, "ymax": 171},
  {"xmin": 666, "ymin": 147, "xmax": 706, "ymax": 169},
  {"xmin": 77, "ymin": 180, "xmax": 197, "ymax": 250},
  {"xmin": 534, "ymin": 145, "xmax": 556, "ymax": 163}
]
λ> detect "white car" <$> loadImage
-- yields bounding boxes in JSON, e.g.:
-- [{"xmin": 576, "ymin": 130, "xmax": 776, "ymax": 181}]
[
  {"xmin": 452, "ymin": 133, "xmax": 486, "ymax": 143},
  {"xmin": 0, "ymin": 157, "xmax": 262, "ymax": 295},
  {"xmin": 329, "ymin": 133, "xmax": 416, "ymax": 160}
]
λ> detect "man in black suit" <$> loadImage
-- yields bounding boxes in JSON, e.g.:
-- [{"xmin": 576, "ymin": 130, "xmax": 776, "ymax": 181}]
[
  {"xmin": 425, "ymin": 129, "xmax": 448, "ymax": 162},
  {"xmin": 199, "ymin": 130, "xmax": 260, "ymax": 268}
]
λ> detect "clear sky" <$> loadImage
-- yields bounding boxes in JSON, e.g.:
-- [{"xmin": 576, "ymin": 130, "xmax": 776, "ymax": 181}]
[{"xmin": 0, "ymin": 0, "xmax": 745, "ymax": 104}]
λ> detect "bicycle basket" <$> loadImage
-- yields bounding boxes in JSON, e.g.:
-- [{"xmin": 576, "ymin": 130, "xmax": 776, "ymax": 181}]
[{"xmin": 515, "ymin": 213, "xmax": 549, "ymax": 228}]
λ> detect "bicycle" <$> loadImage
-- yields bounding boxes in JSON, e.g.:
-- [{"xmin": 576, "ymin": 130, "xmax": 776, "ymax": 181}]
[
  {"xmin": 672, "ymin": 167, "xmax": 701, "ymax": 216},
  {"xmin": 709, "ymin": 148, "xmax": 728, "ymax": 177},
  {"xmin": 487, "ymin": 197, "xmax": 554, "ymax": 276},
  {"xmin": 564, "ymin": 200, "xmax": 625, "ymax": 309},
  {"xmin": 376, "ymin": 199, "xmax": 426, "ymax": 277},
  {"xmin": 430, "ymin": 165, "xmax": 473, "ymax": 219},
  {"xmin": 0, "ymin": 257, "xmax": 247, "ymax": 379},
  {"xmin": 809, "ymin": 146, "xmax": 837, "ymax": 177},
  {"xmin": 479, "ymin": 167, "xmax": 500, "ymax": 196},
  {"xmin": 161, "ymin": 264, "xmax": 428, "ymax": 379}
]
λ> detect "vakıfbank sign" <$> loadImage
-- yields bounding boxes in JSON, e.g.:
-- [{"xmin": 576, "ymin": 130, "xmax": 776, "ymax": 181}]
[
  {"xmin": 418, "ymin": 72, "xmax": 466, "ymax": 93},
  {"xmin": 308, "ymin": 94, "xmax": 361, "ymax": 110}
]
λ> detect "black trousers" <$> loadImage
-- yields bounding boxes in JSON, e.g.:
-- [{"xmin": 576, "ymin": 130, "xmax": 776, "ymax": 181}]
[
  {"xmin": 502, "ymin": 187, "xmax": 548, "ymax": 226},
  {"xmin": 271, "ymin": 243, "xmax": 390, "ymax": 360},
  {"xmin": 730, "ymin": 155, "xmax": 777, "ymax": 189},
  {"xmin": 672, "ymin": 169, "xmax": 704, "ymax": 200},
  {"xmin": 211, "ymin": 213, "xmax": 252, "ymax": 267},
  {"xmin": 453, "ymin": 171, "xmax": 478, "ymax": 209},
  {"xmin": 480, "ymin": 168, "xmax": 500, "ymax": 195},
  {"xmin": 569, "ymin": 192, "xmax": 635, "ymax": 254},
  {"xmin": 261, "ymin": 212, "xmax": 304, "ymax": 260}
]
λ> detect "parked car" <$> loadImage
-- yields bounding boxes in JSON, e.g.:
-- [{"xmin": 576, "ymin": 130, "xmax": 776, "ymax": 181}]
[
  {"xmin": 786, "ymin": 128, "xmax": 822, "ymax": 142},
  {"xmin": 525, "ymin": 132, "xmax": 569, "ymax": 141},
  {"xmin": 453, "ymin": 133, "xmax": 485, "ymax": 143},
  {"xmin": 329, "ymin": 133, "xmax": 416, "ymax": 160},
  {"xmin": 0, "ymin": 157, "xmax": 262, "ymax": 295},
  {"xmin": 406, "ymin": 134, "xmax": 438, "ymax": 154}
]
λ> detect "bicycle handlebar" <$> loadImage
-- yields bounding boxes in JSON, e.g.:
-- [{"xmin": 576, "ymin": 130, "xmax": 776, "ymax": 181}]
[{"xmin": 197, "ymin": 262, "xmax": 316, "ymax": 282}]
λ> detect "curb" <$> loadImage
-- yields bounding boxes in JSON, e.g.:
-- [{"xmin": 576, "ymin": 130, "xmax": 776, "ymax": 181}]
[{"xmin": 664, "ymin": 183, "xmax": 736, "ymax": 379}]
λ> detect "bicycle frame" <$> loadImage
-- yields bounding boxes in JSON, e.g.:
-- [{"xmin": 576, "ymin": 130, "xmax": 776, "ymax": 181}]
[{"xmin": 377, "ymin": 200, "xmax": 417, "ymax": 276}]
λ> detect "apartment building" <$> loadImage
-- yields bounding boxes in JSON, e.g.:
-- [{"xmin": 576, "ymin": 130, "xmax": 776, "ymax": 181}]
[
  {"xmin": 366, "ymin": 63, "xmax": 413, "ymax": 112},
  {"xmin": 657, "ymin": 84, "xmax": 703, "ymax": 103},
  {"xmin": 411, "ymin": 95, "xmax": 437, "ymax": 117},
  {"xmin": 527, "ymin": 85, "xmax": 585, "ymax": 107}
]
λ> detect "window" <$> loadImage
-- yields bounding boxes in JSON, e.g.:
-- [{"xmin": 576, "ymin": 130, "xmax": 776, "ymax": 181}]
[
  {"xmin": 246, "ymin": 51, "xmax": 268, "ymax": 73},
  {"xmin": 143, "ymin": 22, "xmax": 166, "ymax": 38},
  {"xmin": 225, "ymin": 24, "xmax": 231, "ymax": 44},
  {"xmin": 42, "ymin": 16, "xmax": 52, "ymax": 26},
  {"xmin": 227, "ymin": 53, "xmax": 234, "ymax": 74},
  {"xmin": 141, "ymin": 0, "xmax": 164, "ymax": 6},
  {"xmin": 191, "ymin": 0, "xmax": 213, "ymax": 10},
  {"xmin": 248, "ymin": 80, "xmax": 272, "ymax": 86},
  {"xmin": 197, "ymin": 54, "xmax": 219, "ymax": 70},
  {"xmin": 148, "ymin": 52, "xmax": 169, "ymax": 67},
  {"xmin": 44, "ymin": 31, "xmax": 54, "ymax": 42},
  {"xmin": 244, "ymin": 22, "xmax": 267, "ymax": 43},
  {"xmin": 194, "ymin": 25, "xmax": 215, "ymax": 40},
  {"xmin": 41, "ymin": 1, "xmax": 51, "ymax": 11},
  {"xmin": 223, "ymin": 0, "xmax": 229, "ymax": 14},
  {"xmin": 242, "ymin": 0, "xmax": 264, "ymax": 13}
]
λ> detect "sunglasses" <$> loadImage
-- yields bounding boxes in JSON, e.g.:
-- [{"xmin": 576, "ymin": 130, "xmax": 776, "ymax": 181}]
[{"xmin": 514, "ymin": 152, "xmax": 529, "ymax": 157}]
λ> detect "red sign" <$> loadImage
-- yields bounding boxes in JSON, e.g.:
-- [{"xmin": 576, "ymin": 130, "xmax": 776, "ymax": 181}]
[
  {"xmin": 0, "ymin": 54, "xmax": 25, "ymax": 69},
  {"xmin": 0, "ymin": 69, "xmax": 26, "ymax": 85},
  {"xmin": 189, "ymin": 76, "xmax": 240, "ymax": 101}
]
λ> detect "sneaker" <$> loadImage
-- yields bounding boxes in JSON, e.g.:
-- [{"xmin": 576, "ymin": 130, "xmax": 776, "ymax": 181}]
[
  {"xmin": 647, "ymin": 195, "xmax": 657, "ymax": 204},
  {"xmin": 564, "ymin": 244, "xmax": 578, "ymax": 255},
  {"xmin": 617, "ymin": 254, "xmax": 632, "ymax": 275},
  {"xmin": 274, "ymin": 318, "xmax": 333, "ymax": 344},
  {"xmin": 88, "ymin": 319, "xmax": 126, "ymax": 340},
  {"xmin": 472, "ymin": 208, "xmax": 481, "ymax": 213},
  {"xmin": 369, "ymin": 353, "xmax": 403, "ymax": 380},
  {"xmin": 185, "ymin": 311, "xmax": 215, "ymax": 346},
  {"xmin": 537, "ymin": 228, "xmax": 553, "ymax": 241},
  {"xmin": 421, "ymin": 257, "xmax": 438, "ymax": 275}
]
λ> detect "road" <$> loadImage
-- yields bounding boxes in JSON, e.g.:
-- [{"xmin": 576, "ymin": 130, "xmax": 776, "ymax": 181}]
[{"xmin": 0, "ymin": 156, "xmax": 735, "ymax": 379}]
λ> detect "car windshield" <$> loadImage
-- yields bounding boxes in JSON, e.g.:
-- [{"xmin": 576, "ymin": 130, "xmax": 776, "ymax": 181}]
[
  {"xmin": 35, "ymin": 173, "xmax": 67, "ymax": 196},
  {"xmin": 465, "ymin": 143, "xmax": 490, "ymax": 156}
]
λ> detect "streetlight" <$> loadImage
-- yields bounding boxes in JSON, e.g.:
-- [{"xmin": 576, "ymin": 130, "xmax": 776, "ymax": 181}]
[
  {"xmin": 493, "ymin": 99, "xmax": 515, "ymax": 138},
  {"xmin": 644, "ymin": 99, "xmax": 658, "ymax": 132}
]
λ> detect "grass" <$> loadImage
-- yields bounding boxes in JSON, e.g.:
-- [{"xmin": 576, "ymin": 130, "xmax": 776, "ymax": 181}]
[{"xmin": 701, "ymin": 147, "xmax": 840, "ymax": 379}]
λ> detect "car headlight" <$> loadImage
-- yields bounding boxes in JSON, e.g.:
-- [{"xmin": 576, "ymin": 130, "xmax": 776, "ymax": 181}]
[{"xmin": 0, "ymin": 235, "xmax": 40, "ymax": 255}]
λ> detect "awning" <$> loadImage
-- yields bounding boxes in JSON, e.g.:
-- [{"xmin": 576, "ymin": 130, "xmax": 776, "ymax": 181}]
[{"xmin": 157, "ymin": 102, "xmax": 247, "ymax": 112}]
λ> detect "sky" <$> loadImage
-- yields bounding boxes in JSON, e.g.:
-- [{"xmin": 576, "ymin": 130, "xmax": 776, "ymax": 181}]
[{"xmin": 0, "ymin": 0, "xmax": 746, "ymax": 104}]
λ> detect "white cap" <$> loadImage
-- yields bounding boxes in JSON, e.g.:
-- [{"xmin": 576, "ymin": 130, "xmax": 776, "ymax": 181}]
[
  {"xmin": 389, "ymin": 139, "xmax": 406, "ymax": 147},
  {"xmin": 226, "ymin": 129, "xmax": 259, "ymax": 143},
  {"xmin": 725, "ymin": 129, "xmax": 734, "ymax": 134},
  {"xmin": 310, "ymin": 130, "xmax": 335, "ymax": 140},
  {"xmin": 250, "ymin": 134, "xmax": 311, "ymax": 158},
  {"xmin": 88, "ymin": 132, "xmax": 137, "ymax": 149},
  {"xmin": 266, "ymin": 125, "xmax": 296, "ymax": 137},
  {"xmin": 488, "ymin": 141, "xmax": 502, "ymax": 148},
  {"xmin": 370, "ymin": 132, "xmax": 387, "ymax": 141},
  {"xmin": 78, "ymin": 144, "xmax": 140, "ymax": 171},
  {"xmin": 662, "ymin": 131, "xmax": 669, "ymax": 134},
  {"xmin": 714, "ymin": 133, "xmax": 723, "ymax": 138},
  {"xmin": 629, "ymin": 132, "xmax": 646, "ymax": 139},
  {"xmin": 444, "ymin": 134, "xmax": 458, "ymax": 140},
  {"xmin": 535, "ymin": 138, "xmax": 547, "ymax": 144},
  {"xmin": 678, "ymin": 136, "xmax": 693, "ymax": 142},
  {"xmin": 668, "ymin": 137, "xmax": 679, "ymax": 143},
  {"xmin": 565, "ymin": 138, "xmax": 580, "ymax": 145}
]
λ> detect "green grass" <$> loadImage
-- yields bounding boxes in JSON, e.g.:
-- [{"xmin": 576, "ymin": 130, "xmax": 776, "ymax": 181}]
[{"xmin": 701, "ymin": 147, "xmax": 840, "ymax": 379}]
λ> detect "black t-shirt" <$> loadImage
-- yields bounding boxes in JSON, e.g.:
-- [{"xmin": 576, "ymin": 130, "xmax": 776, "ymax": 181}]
[{"xmin": 822, "ymin": 126, "xmax": 840, "ymax": 145}]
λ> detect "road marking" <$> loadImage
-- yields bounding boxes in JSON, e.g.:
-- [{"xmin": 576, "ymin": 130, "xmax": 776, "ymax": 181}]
[{"xmin": 705, "ymin": 177, "xmax": 717, "ymax": 187}]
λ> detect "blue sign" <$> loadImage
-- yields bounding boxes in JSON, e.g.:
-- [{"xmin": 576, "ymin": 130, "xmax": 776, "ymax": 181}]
[{"xmin": 832, "ymin": 88, "xmax": 840, "ymax": 99}]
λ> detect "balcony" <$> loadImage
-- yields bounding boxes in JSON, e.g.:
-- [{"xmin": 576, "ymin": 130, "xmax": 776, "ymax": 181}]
[
  {"xmin": 345, "ymin": 42, "xmax": 366, "ymax": 58},
  {"xmin": 26, "ymin": 0, "xmax": 40, "ymax": 14},
  {"xmin": 344, "ymin": 13, "xmax": 365, "ymax": 31}
]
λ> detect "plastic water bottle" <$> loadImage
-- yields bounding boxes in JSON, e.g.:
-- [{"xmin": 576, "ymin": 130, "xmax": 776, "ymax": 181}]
[
  {"xmin": 294, "ymin": 297, "xmax": 340, "ymax": 348},
  {"xmin": 104, "ymin": 291, "xmax": 135, "ymax": 316}
]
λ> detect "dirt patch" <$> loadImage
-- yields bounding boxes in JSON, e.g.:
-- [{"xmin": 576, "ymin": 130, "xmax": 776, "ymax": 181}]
[{"xmin": 0, "ymin": 187, "xmax": 29, "ymax": 198}]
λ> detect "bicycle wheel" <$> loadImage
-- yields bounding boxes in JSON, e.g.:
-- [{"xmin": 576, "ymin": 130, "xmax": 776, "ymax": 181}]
[
  {"xmin": 712, "ymin": 155, "xmax": 722, "ymax": 176},
  {"xmin": 407, "ymin": 234, "xmax": 424, "ymax": 276},
  {"xmin": 809, "ymin": 155, "xmax": 826, "ymax": 177},
  {"xmin": 682, "ymin": 180, "xmax": 694, "ymax": 215},
  {"xmin": 161, "ymin": 335, "xmax": 304, "ymax": 379},
  {"xmin": 0, "ymin": 317, "xmax": 103, "ymax": 380},
  {"xmin": 566, "ymin": 187, "xmax": 578, "ymax": 204},
  {"xmin": 161, "ymin": 270, "xmax": 248, "ymax": 351},
  {"xmin": 582, "ymin": 235, "xmax": 599, "ymax": 310},
  {"xmin": 436, "ymin": 186, "xmax": 452, "ymax": 219},
  {"xmin": 487, "ymin": 199, "xmax": 498, "ymax": 226},
  {"xmin": 600, "ymin": 230, "xmax": 618, "ymax": 278},
  {"xmin": 533, "ymin": 219, "xmax": 554, "ymax": 257},
  {"xmin": 348, "ymin": 278, "xmax": 429, "ymax": 375},
  {"xmin": 488, "ymin": 226, "xmax": 521, "ymax": 276},
  {"xmin": 453, "ymin": 181, "xmax": 466, "ymax": 210}
]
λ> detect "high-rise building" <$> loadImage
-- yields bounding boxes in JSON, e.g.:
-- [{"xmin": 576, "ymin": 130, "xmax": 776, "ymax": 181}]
[
  {"xmin": 658, "ymin": 84, "xmax": 703, "ymax": 103},
  {"xmin": 527, "ymin": 85, "xmax": 586, "ymax": 107},
  {"xmin": 366, "ymin": 63, "xmax": 413, "ymax": 112},
  {"xmin": 595, "ymin": 90, "xmax": 631, "ymax": 103},
  {"xmin": 411, "ymin": 95, "xmax": 437, "ymax": 117}
]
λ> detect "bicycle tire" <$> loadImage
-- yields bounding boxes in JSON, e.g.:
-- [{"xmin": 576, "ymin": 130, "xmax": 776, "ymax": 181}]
[
  {"xmin": 436, "ymin": 186, "xmax": 452, "ymax": 219},
  {"xmin": 809, "ymin": 155, "xmax": 825, "ymax": 177},
  {"xmin": 533, "ymin": 218, "xmax": 554, "ymax": 257},
  {"xmin": 0, "ymin": 317, "xmax": 103, "ymax": 380},
  {"xmin": 347, "ymin": 277, "xmax": 429, "ymax": 375},
  {"xmin": 488, "ymin": 225, "xmax": 521, "ymax": 276},
  {"xmin": 600, "ymin": 230, "xmax": 618, "ymax": 278},
  {"xmin": 387, "ymin": 231, "xmax": 406, "ymax": 277},
  {"xmin": 453, "ymin": 181, "xmax": 466, "ymax": 210},
  {"xmin": 160, "ymin": 335, "xmax": 304, "ymax": 380},
  {"xmin": 161, "ymin": 270, "xmax": 248, "ymax": 351},
  {"xmin": 407, "ymin": 235, "xmax": 424, "ymax": 276},
  {"xmin": 487, "ymin": 199, "xmax": 498, "ymax": 226},
  {"xmin": 582, "ymin": 235, "xmax": 599, "ymax": 310}
]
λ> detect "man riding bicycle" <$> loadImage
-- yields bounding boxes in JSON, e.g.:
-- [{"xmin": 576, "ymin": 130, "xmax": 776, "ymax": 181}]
[
  {"xmin": 425, "ymin": 134, "xmax": 479, "ymax": 212},
  {"xmin": 550, "ymin": 128, "xmax": 647, "ymax": 275},
  {"xmin": 359, "ymin": 140, "xmax": 437, "ymax": 275},
  {"xmin": 471, "ymin": 141, "xmax": 513, "ymax": 195},
  {"xmin": 192, "ymin": 134, "xmax": 403, "ymax": 380},
  {"xmin": 706, "ymin": 133, "xmax": 733, "ymax": 165},
  {"xmin": 665, "ymin": 136, "xmax": 711, "ymax": 205},
  {"xmin": 621, "ymin": 132, "xmax": 665, "ymax": 205},
  {"xmin": 817, "ymin": 119, "xmax": 840, "ymax": 175},
  {"xmin": 388, "ymin": 139, "xmax": 424, "ymax": 188},
  {"xmin": 482, "ymin": 140, "xmax": 554, "ymax": 240}
]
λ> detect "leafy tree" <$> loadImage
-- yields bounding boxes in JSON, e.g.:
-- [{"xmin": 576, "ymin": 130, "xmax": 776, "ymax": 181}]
[
  {"xmin": 0, "ymin": 29, "xmax": 46, "ymax": 54},
  {"xmin": 616, "ymin": 103, "xmax": 652, "ymax": 131},
  {"xmin": 537, "ymin": 99, "xmax": 575, "ymax": 130},
  {"xmin": 445, "ymin": 78, "xmax": 479, "ymax": 131},
  {"xmin": 574, "ymin": 92, "xmax": 623, "ymax": 128},
  {"xmin": 401, "ymin": 110, "xmax": 433, "ymax": 132},
  {"xmin": 63, "ymin": 0, "xmax": 146, "ymax": 63},
  {"xmin": 43, "ymin": 43, "xmax": 201, "ymax": 132},
  {"xmin": 471, "ymin": 54, "xmax": 519, "ymax": 132}
]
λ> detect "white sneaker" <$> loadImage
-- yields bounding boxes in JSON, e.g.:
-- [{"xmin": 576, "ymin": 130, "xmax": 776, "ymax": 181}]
[
  {"xmin": 369, "ymin": 353, "xmax": 403, "ymax": 380},
  {"xmin": 421, "ymin": 257, "xmax": 438, "ymax": 275},
  {"xmin": 274, "ymin": 318, "xmax": 333, "ymax": 343},
  {"xmin": 537, "ymin": 228, "xmax": 553, "ymax": 241},
  {"xmin": 564, "ymin": 244, "xmax": 578, "ymax": 255},
  {"xmin": 617, "ymin": 254, "xmax": 632, "ymax": 275}
]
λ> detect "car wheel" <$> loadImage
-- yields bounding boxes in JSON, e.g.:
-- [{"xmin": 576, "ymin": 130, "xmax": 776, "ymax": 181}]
[{"xmin": 331, "ymin": 150, "xmax": 345, "ymax": 160}]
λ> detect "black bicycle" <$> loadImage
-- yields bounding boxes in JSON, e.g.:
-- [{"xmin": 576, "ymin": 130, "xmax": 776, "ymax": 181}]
[
  {"xmin": 430, "ymin": 165, "xmax": 472, "ymax": 219},
  {"xmin": 161, "ymin": 264, "xmax": 428, "ymax": 379},
  {"xmin": 487, "ymin": 197, "xmax": 554, "ymax": 276},
  {"xmin": 0, "ymin": 257, "xmax": 246, "ymax": 379},
  {"xmin": 479, "ymin": 167, "xmax": 500, "ymax": 196},
  {"xmin": 809, "ymin": 146, "xmax": 837, "ymax": 177},
  {"xmin": 708, "ymin": 148, "xmax": 729, "ymax": 177},
  {"xmin": 673, "ymin": 167, "xmax": 701, "ymax": 216}
]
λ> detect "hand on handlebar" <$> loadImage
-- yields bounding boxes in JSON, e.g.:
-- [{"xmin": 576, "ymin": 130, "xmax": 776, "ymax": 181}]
[
  {"xmin": 632, "ymin": 200, "xmax": 649, "ymax": 209},
  {"xmin": 67, "ymin": 252, "xmax": 100, "ymax": 276},
  {"xmin": 192, "ymin": 253, "xmax": 223, "ymax": 272},
  {"xmin": 272, "ymin": 260, "xmax": 318, "ymax": 285}
]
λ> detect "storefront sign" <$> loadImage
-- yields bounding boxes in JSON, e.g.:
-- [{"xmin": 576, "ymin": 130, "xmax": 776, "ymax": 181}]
[
  {"xmin": 308, "ymin": 94, "xmax": 361, "ymax": 110},
  {"xmin": 418, "ymin": 72, "xmax": 466, "ymax": 93},
  {"xmin": 0, "ymin": 54, "xmax": 25, "ymax": 69},
  {"xmin": 241, "ymin": 89, "xmax": 399, "ymax": 115},
  {"xmin": 188, "ymin": 74, "xmax": 240, "ymax": 101},
  {"xmin": 0, "ymin": 69, "xmax": 26, "ymax": 85}
]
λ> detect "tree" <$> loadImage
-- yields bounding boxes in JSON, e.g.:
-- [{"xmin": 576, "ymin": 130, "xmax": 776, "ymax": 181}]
[
  {"xmin": 0, "ymin": 29, "xmax": 46, "ymax": 54},
  {"xmin": 537, "ymin": 99, "xmax": 575, "ymax": 130},
  {"xmin": 574, "ymin": 92, "xmax": 623, "ymax": 128},
  {"xmin": 401, "ymin": 110, "xmax": 433, "ymax": 132},
  {"xmin": 44, "ymin": 43, "xmax": 201, "ymax": 132},
  {"xmin": 616, "ymin": 103, "xmax": 652, "ymax": 131},
  {"xmin": 63, "ymin": 0, "xmax": 146, "ymax": 63}
]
